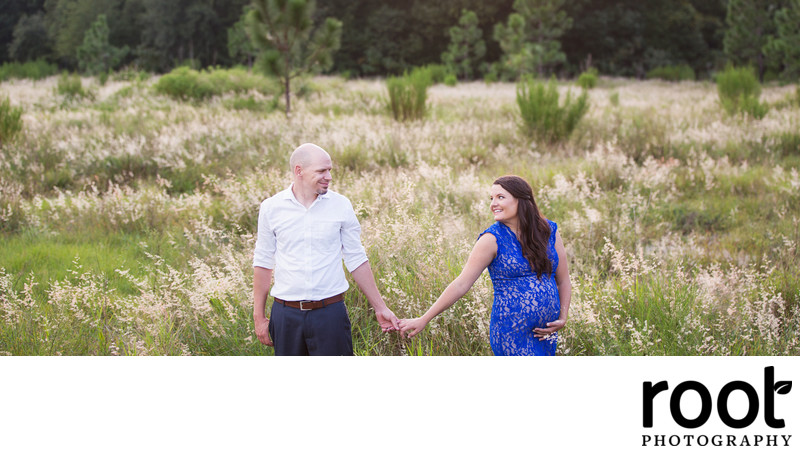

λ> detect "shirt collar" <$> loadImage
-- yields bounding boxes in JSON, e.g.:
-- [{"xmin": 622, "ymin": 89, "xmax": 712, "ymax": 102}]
[{"xmin": 283, "ymin": 183, "xmax": 330, "ymax": 204}]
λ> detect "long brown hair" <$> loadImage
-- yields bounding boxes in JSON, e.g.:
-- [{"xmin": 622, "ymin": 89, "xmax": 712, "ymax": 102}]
[{"xmin": 494, "ymin": 175, "xmax": 552, "ymax": 278}]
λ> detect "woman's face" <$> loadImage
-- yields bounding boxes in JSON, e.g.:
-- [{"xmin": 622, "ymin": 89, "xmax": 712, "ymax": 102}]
[{"xmin": 490, "ymin": 184, "xmax": 519, "ymax": 223}]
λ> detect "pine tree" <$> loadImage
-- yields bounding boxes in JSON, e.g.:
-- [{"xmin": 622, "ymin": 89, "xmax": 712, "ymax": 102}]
[
  {"xmin": 9, "ymin": 13, "xmax": 52, "ymax": 62},
  {"xmin": 724, "ymin": 0, "xmax": 785, "ymax": 81},
  {"xmin": 76, "ymin": 14, "xmax": 128, "ymax": 75},
  {"xmin": 228, "ymin": 8, "xmax": 257, "ymax": 68},
  {"xmin": 494, "ymin": 13, "xmax": 532, "ymax": 80},
  {"xmin": 764, "ymin": 0, "xmax": 800, "ymax": 80},
  {"xmin": 246, "ymin": 0, "xmax": 342, "ymax": 116},
  {"xmin": 493, "ymin": 0, "xmax": 572, "ymax": 79},
  {"xmin": 441, "ymin": 10, "xmax": 486, "ymax": 80}
]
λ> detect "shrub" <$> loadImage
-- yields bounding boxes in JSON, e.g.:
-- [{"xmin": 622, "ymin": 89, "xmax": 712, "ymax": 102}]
[
  {"xmin": 294, "ymin": 78, "xmax": 316, "ymax": 99},
  {"xmin": 739, "ymin": 94, "xmax": 769, "ymax": 119},
  {"xmin": 646, "ymin": 64, "xmax": 696, "ymax": 81},
  {"xmin": 386, "ymin": 67, "xmax": 432, "ymax": 122},
  {"xmin": 444, "ymin": 74, "xmax": 458, "ymax": 86},
  {"xmin": 57, "ymin": 72, "xmax": 89, "ymax": 99},
  {"xmin": 577, "ymin": 67, "xmax": 598, "ymax": 89},
  {"xmin": 421, "ymin": 64, "xmax": 450, "ymax": 84},
  {"xmin": 0, "ymin": 60, "xmax": 59, "ymax": 81},
  {"xmin": 716, "ymin": 65, "xmax": 768, "ymax": 119},
  {"xmin": 112, "ymin": 67, "xmax": 150, "ymax": 82},
  {"xmin": 153, "ymin": 66, "xmax": 279, "ymax": 101},
  {"xmin": 225, "ymin": 95, "xmax": 279, "ymax": 112},
  {"xmin": 153, "ymin": 67, "xmax": 215, "ymax": 100},
  {"xmin": 609, "ymin": 91, "xmax": 620, "ymax": 107},
  {"xmin": 516, "ymin": 76, "xmax": 589, "ymax": 143},
  {"xmin": 0, "ymin": 97, "xmax": 24, "ymax": 147},
  {"xmin": 208, "ymin": 67, "xmax": 279, "ymax": 94}
]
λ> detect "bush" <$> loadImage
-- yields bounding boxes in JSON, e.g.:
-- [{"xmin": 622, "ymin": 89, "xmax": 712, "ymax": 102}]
[
  {"xmin": 421, "ymin": 64, "xmax": 451, "ymax": 84},
  {"xmin": 225, "ymin": 95, "xmax": 279, "ymax": 113},
  {"xmin": 153, "ymin": 67, "xmax": 215, "ymax": 100},
  {"xmin": 716, "ymin": 65, "xmax": 768, "ymax": 119},
  {"xmin": 739, "ymin": 94, "xmax": 769, "ymax": 119},
  {"xmin": 516, "ymin": 76, "xmax": 589, "ymax": 143},
  {"xmin": 444, "ymin": 74, "xmax": 458, "ymax": 86},
  {"xmin": 57, "ymin": 72, "xmax": 89, "ymax": 99},
  {"xmin": 387, "ymin": 67, "xmax": 432, "ymax": 122},
  {"xmin": 0, "ymin": 60, "xmax": 59, "ymax": 81},
  {"xmin": 153, "ymin": 66, "xmax": 279, "ymax": 101},
  {"xmin": 0, "ymin": 97, "xmax": 24, "ymax": 147},
  {"xmin": 577, "ymin": 67, "xmax": 598, "ymax": 89},
  {"xmin": 112, "ymin": 67, "xmax": 150, "ymax": 82},
  {"xmin": 646, "ymin": 64, "xmax": 695, "ymax": 81},
  {"xmin": 609, "ymin": 91, "xmax": 620, "ymax": 107}
]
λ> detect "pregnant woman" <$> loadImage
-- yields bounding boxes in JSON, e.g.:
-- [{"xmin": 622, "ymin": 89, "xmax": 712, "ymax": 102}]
[{"xmin": 399, "ymin": 175, "xmax": 572, "ymax": 355}]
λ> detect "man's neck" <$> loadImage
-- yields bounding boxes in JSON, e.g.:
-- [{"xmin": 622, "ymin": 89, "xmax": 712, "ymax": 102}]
[{"xmin": 291, "ymin": 184, "xmax": 319, "ymax": 209}]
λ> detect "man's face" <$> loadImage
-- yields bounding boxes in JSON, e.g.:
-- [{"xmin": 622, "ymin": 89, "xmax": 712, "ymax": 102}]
[{"xmin": 300, "ymin": 152, "xmax": 333, "ymax": 195}]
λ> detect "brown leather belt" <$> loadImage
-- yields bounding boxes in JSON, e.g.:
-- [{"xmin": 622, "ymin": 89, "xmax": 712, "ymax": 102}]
[{"xmin": 273, "ymin": 293, "xmax": 345, "ymax": 311}]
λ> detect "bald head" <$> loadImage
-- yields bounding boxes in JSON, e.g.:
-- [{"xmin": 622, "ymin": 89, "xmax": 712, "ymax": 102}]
[
  {"xmin": 289, "ymin": 143, "xmax": 333, "ymax": 199},
  {"xmin": 290, "ymin": 143, "xmax": 329, "ymax": 172}
]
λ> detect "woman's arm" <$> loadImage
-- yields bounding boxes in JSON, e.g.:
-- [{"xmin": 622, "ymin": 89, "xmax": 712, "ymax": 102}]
[
  {"xmin": 399, "ymin": 233, "xmax": 497, "ymax": 338},
  {"xmin": 534, "ymin": 230, "xmax": 572, "ymax": 339}
]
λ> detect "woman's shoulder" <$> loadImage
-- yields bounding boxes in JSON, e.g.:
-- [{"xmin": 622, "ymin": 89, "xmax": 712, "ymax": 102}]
[
  {"xmin": 483, "ymin": 221, "xmax": 505, "ymax": 235},
  {"xmin": 545, "ymin": 218, "xmax": 558, "ymax": 242},
  {"xmin": 478, "ymin": 221, "xmax": 503, "ymax": 240}
]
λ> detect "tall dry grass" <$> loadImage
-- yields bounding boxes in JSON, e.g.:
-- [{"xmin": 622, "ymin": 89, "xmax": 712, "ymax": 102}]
[{"xmin": 1, "ymin": 74, "xmax": 798, "ymax": 355}]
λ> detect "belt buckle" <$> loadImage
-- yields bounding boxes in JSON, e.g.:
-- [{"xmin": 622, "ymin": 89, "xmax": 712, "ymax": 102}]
[{"xmin": 298, "ymin": 300, "xmax": 312, "ymax": 311}]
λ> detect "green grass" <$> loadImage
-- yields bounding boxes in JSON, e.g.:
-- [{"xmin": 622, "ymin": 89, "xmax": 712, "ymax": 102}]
[{"xmin": 0, "ymin": 229, "xmax": 184, "ymax": 296}]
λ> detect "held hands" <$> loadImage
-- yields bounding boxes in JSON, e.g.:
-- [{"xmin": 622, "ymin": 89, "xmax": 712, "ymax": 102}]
[
  {"xmin": 398, "ymin": 317, "xmax": 428, "ymax": 338},
  {"xmin": 375, "ymin": 307, "xmax": 401, "ymax": 333},
  {"xmin": 533, "ymin": 319, "xmax": 567, "ymax": 341},
  {"xmin": 254, "ymin": 317, "xmax": 273, "ymax": 346}
]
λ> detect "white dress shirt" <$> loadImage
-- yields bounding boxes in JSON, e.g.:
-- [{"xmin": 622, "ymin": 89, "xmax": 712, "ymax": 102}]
[{"xmin": 253, "ymin": 184, "xmax": 369, "ymax": 301}]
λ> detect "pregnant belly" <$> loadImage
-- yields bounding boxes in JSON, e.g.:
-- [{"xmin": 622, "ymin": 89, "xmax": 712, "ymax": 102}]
[{"xmin": 491, "ymin": 278, "xmax": 560, "ymax": 329}]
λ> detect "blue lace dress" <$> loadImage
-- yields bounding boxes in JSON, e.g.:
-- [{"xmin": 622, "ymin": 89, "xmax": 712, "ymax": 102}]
[{"xmin": 479, "ymin": 220, "xmax": 561, "ymax": 356}]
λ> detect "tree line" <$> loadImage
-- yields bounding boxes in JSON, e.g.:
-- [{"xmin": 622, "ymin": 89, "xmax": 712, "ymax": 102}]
[{"xmin": 1, "ymin": 0, "xmax": 798, "ymax": 81}]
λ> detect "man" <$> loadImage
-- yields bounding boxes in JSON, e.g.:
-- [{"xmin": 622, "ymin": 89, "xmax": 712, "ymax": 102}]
[{"xmin": 253, "ymin": 143, "xmax": 399, "ymax": 355}]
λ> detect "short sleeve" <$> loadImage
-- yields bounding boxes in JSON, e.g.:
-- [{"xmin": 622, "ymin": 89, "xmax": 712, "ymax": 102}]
[
  {"xmin": 340, "ymin": 198, "xmax": 368, "ymax": 272},
  {"xmin": 253, "ymin": 201, "xmax": 276, "ymax": 269},
  {"xmin": 478, "ymin": 222, "xmax": 500, "ymax": 242}
]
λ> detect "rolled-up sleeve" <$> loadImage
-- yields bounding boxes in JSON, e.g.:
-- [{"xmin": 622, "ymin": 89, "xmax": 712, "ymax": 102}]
[
  {"xmin": 341, "ymin": 200, "xmax": 368, "ymax": 272},
  {"xmin": 253, "ymin": 201, "xmax": 276, "ymax": 269}
]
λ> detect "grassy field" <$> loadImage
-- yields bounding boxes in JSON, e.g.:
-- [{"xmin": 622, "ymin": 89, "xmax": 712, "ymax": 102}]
[{"xmin": 1, "ymin": 73, "xmax": 799, "ymax": 355}]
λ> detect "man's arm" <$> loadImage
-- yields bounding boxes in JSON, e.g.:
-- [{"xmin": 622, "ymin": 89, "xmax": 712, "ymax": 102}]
[
  {"xmin": 350, "ymin": 262, "xmax": 400, "ymax": 332},
  {"xmin": 253, "ymin": 266, "xmax": 273, "ymax": 346}
]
